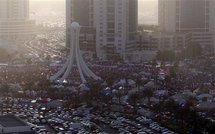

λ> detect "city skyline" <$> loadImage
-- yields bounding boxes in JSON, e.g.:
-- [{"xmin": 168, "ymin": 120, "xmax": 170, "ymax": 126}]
[
  {"xmin": 66, "ymin": 0, "xmax": 138, "ymax": 61},
  {"xmin": 0, "ymin": 1, "xmax": 215, "ymax": 134},
  {"xmin": 29, "ymin": 0, "xmax": 158, "ymax": 25}
]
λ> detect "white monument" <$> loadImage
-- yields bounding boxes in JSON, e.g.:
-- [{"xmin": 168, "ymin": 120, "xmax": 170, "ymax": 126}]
[{"xmin": 50, "ymin": 22, "xmax": 101, "ymax": 84}]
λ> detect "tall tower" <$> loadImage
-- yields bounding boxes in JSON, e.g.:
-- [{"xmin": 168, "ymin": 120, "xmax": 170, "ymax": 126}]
[
  {"xmin": 159, "ymin": 0, "xmax": 211, "ymax": 32},
  {"xmin": 66, "ymin": 0, "xmax": 96, "ymax": 56},
  {"xmin": 0, "ymin": 0, "xmax": 35, "ymax": 41},
  {"xmin": 0, "ymin": 0, "xmax": 29, "ymax": 20},
  {"xmin": 158, "ymin": 0, "xmax": 214, "ymax": 51},
  {"xmin": 158, "ymin": 0, "xmax": 177, "ymax": 32},
  {"xmin": 66, "ymin": 0, "xmax": 138, "ymax": 61}
]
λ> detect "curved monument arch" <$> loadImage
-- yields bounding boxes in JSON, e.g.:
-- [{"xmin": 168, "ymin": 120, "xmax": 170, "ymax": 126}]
[{"xmin": 49, "ymin": 22, "xmax": 101, "ymax": 84}]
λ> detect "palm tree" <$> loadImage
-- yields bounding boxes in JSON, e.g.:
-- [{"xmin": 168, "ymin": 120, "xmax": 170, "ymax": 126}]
[
  {"xmin": 142, "ymin": 88, "xmax": 154, "ymax": 104},
  {"xmin": 136, "ymin": 77, "xmax": 142, "ymax": 91},
  {"xmin": 115, "ymin": 87, "xmax": 125, "ymax": 104},
  {"xmin": 164, "ymin": 75, "xmax": 171, "ymax": 88},
  {"xmin": 88, "ymin": 82, "xmax": 102, "ymax": 101},
  {"xmin": 116, "ymin": 90, "xmax": 122, "ymax": 104},
  {"xmin": 128, "ymin": 92, "xmax": 139, "ymax": 106}
]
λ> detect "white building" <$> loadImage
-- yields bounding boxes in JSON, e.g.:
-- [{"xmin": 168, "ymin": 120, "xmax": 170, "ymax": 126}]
[{"xmin": 66, "ymin": 0, "xmax": 138, "ymax": 61}]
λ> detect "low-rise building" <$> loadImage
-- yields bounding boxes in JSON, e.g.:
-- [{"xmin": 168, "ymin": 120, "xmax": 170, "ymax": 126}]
[
  {"xmin": 0, "ymin": 115, "xmax": 35, "ymax": 134},
  {"xmin": 157, "ymin": 32, "xmax": 192, "ymax": 51}
]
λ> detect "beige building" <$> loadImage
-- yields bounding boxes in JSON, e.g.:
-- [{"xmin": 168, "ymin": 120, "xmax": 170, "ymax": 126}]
[
  {"xmin": 158, "ymin": 0, "xmax": 214, "ymax": 51},
  {"xmin": 0, "ymin": 0, "xmax": 35, "ymax": 41}
]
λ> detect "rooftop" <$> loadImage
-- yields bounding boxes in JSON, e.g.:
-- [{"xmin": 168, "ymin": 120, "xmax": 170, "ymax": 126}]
[{"xmin": 0, "ymin": 115, "xmax": 27, "ymax": 127}]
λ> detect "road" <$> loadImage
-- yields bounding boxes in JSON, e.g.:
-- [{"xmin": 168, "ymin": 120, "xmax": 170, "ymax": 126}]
[{"xmin": 24, "ymin": 31, "xmax": 66, "ymax": 62}]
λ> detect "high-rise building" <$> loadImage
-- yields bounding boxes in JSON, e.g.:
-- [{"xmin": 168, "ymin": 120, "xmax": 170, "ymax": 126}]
[
  {"xmin": 66, "ymin": 0, "xmax": 138, "ymax": 61},
  {"xmin": 0, "ymin": 0, "xmax": 29, "ymax": 19},
  {"xmin": 0, "ymin": 0, "xmax": 35, "ymax": 40},
  {"xmin": 66, "ymin": 0, "xmax": 96, "ymax": 58},
  {"xmin": 158, "ymin": 0, "xmax": 214, "ymax": 51}
]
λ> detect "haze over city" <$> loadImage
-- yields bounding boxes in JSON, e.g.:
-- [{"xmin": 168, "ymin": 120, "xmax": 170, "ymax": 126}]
[
  {"xmin": 30, "ymin": 0, "xmax": 158, "ymax": 25},
  {"xmin": 1, "ymin": 0, "xmax": 215, "ymax": 134}
]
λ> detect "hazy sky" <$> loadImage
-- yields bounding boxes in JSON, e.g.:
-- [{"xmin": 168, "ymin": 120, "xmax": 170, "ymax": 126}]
[{"xmin": 30, "ymin": 0, "xmax": 158, "ymax": 25}]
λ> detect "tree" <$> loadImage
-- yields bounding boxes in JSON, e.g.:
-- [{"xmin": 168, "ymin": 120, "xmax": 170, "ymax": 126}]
[
  {"xmin": 164, "ymin": 99, "xmax": 179, "ymax": 114},
  {"xmin": 106, "ymin": 78, "xmax": 114, "ymax": 87},
  {"xmin": 169, "ymin": 67, "xmax": 176, "ymax": 78},
  {"xmin": 116, "ymin": 90, "xmax": 123, "ymax": 104},
  {"xmin": 88, "ymin": 82, "xmax": 102, "ymax": 101},
  {"xmin": 156, "ymin": 50, "xmax": 176, "ymax": 61},
  {"xmin": 128, "ymin": 92, "xmax": 139, "ymax": 106},
  {"xmin": 164, "ymin": 75, "xmax": 171, "ymax": 87},
  {"xmin": 142, "ymin": 88, "xmax": 154, "ymax": 104},
  {"xmin": 39, "ymin": 79, "xmax": 51, "ymax": 91},
  {"xmin": 136, "ymin": 77, "xmax": 142, "ymax": 90},
  {"xmin": 183, "ymin": 42, "xmax": 202, "ymax": 59}
]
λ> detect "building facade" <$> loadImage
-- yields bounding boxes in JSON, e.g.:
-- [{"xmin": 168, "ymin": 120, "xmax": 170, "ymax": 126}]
[
  {"xmin": 158, "ymin": 0, "xmax": 214, "ymax": 51},
  {"xmin": 0, "ymin": 0, "xmax": 35, "ymax": 41},
  {"xmin": 66, "ymin": 0, "xmax": 138, "ymax": 61},
  {"xmin": 138, "ymin": 30, "xmax": 191, "ymax": 52}
]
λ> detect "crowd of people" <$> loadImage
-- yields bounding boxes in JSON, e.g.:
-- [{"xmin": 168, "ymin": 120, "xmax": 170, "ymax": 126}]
[{"xmin": 0, "ymin": 53, "xmax": 215, "ymax": 133}]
